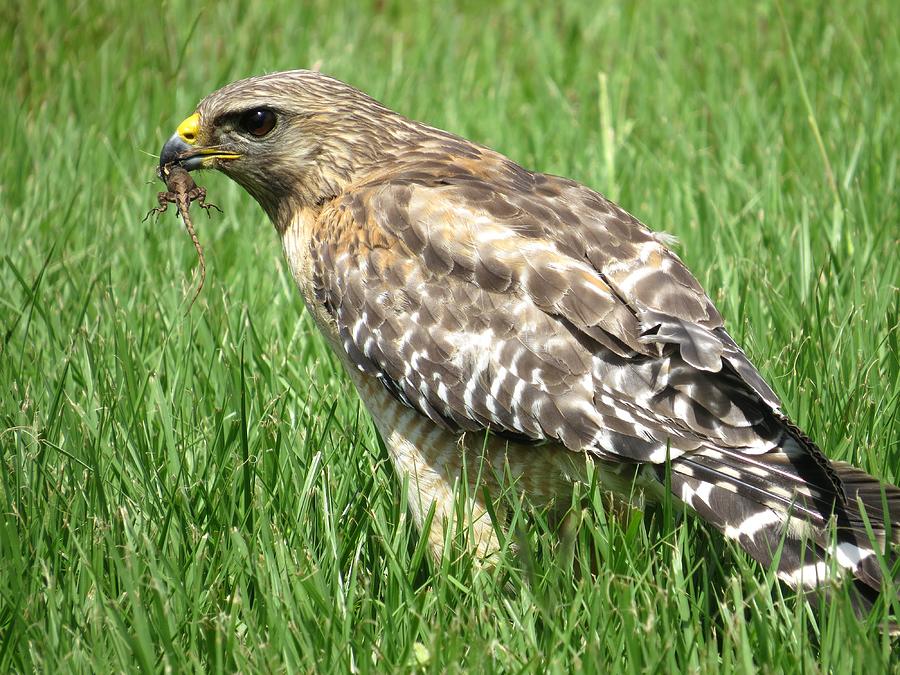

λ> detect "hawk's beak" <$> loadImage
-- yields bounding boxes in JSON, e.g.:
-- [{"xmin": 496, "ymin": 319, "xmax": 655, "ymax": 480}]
[{"xmin": 159, "ymin": 113, "xmax": 241, "ymax": 171}]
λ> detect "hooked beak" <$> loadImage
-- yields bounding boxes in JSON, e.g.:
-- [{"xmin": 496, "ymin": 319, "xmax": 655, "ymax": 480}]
[{"xmin": 159, "ymin": 113, "xmax": 241, "ymax": 172}]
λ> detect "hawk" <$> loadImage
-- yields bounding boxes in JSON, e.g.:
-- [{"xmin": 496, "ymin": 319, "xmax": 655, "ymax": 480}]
[{"xmin": 158, "ymin": 70, "xmax": 899, "ymax": 622}]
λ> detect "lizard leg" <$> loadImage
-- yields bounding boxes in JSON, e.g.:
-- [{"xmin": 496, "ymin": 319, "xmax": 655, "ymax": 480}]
[
  {"xmin": 196, "ymin": 189, "xmax": 223, "ymax": 217},
  {"xmin": 142, "ymin": 193, "xmax": 172, "ymax": 222}
]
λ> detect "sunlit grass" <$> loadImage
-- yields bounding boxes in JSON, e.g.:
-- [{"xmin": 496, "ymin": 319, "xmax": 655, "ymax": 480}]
[{"xmin": 1, "ymin": 0, "xmax": 898, "ymax": 671}]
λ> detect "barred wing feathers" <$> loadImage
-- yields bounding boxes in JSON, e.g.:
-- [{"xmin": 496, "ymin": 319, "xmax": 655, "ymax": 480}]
[{"xmin": 310, "ymin": 151, "xmax": 899, "ymax": 613}]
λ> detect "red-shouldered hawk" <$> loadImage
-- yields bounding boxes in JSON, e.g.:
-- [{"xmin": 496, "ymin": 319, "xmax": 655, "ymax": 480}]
[{"xmin": 158, "ymin": 70, "xmax": 899, "ymax": 625}]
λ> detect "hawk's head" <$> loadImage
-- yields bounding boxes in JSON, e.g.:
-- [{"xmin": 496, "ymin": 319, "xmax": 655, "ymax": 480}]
[{"xmin": 159, "ymin": 70, "xmax": 408, "ymax": 228}]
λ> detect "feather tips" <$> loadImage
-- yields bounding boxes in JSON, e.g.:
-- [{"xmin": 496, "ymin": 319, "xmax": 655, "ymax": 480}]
[{"xmin": 310, "ymin": 160, "xmax": 787, "ymax": 465}]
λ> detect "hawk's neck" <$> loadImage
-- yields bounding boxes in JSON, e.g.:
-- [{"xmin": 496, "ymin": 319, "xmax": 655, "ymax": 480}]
[{"xmin": 280, "ymin": 205, "xmax": 340, "ymax": 346}]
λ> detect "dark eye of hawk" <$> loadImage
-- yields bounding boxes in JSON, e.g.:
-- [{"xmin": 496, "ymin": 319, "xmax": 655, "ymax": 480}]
[{"xmin": 239, "ymin": 109, "xmax": 276, "ymax": 137}]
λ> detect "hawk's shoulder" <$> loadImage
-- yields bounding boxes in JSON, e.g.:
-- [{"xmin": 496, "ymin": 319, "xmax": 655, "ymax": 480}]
[{"xmin": 308, "ymin": 143, "xmax": 782, "ymax": 458}]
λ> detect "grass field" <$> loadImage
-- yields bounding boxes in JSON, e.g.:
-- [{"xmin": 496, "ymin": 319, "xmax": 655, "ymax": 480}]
[{"xmin": 2, "ymin": 0, "xmax": 899, "ymax": 671}]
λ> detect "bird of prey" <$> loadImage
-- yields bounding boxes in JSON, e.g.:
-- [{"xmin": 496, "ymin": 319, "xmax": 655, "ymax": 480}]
[{"xmin": 158, "ymin": 70, "xmax": 898, "ymax": 622}]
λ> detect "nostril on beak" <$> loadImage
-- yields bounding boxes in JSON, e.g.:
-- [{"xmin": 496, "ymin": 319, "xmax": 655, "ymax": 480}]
[{"xmin": 176, "ymin": 113, "xmax": 201, "ymax": 146}]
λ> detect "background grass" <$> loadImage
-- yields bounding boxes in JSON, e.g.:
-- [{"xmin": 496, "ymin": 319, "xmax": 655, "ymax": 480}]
[{"xmin": 2, "ymin": 0, "xmax": 899, "ymax": 671}]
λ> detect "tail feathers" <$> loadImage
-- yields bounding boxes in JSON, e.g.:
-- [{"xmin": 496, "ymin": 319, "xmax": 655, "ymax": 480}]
[
  {"xmin": 665, "ymin": 443, "xmax": 900, "ymax": 627},
  {"xmin": 831, "ymin": 460, "xmax": 900, "ymax": 544}
]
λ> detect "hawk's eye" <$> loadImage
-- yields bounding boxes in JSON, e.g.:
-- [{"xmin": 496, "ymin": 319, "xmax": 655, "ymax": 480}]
[{"xmin": 239, "ymin": 109, "xmax": 276, "ymax": 137}]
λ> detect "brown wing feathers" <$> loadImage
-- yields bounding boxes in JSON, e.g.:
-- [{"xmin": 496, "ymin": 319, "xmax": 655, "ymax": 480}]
[
  {"xmin": 312, "ymin": 160, "xmax": 781, "ymax": 459},
  {"xmin": 310, "ymin": 138, "xmax": 898, "ymax": 615}
]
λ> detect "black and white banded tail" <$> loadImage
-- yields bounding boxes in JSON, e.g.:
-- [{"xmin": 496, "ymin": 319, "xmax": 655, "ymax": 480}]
[{"xmin": 665, "ymin": 421, "xmax": 900, "ymax": 624}]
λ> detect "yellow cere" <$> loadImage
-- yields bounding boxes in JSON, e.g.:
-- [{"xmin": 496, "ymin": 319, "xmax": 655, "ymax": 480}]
[{"xmin": 176, "ymin": 113, "xmax": 201, "ymax": 144}]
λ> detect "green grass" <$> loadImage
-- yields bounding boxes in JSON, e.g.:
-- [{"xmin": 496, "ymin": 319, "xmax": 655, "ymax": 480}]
[{"xmin": 2, "ymin": 0, "xmax": 899, "ymax": 671}]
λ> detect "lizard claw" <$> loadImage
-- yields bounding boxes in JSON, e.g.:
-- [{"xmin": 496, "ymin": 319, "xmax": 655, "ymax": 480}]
[
  {"xmin": 200, "ymin": 202, "xmax": 224, "ymax": 218},
  {"xmin": 143, "ymin": 207, "xmax": 164, "ymax": 223}
]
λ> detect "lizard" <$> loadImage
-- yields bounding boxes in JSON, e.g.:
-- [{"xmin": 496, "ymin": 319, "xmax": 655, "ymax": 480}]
[{"xmin": 144, "ymin": 162, "xmax": 222, "ymax": 308}]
